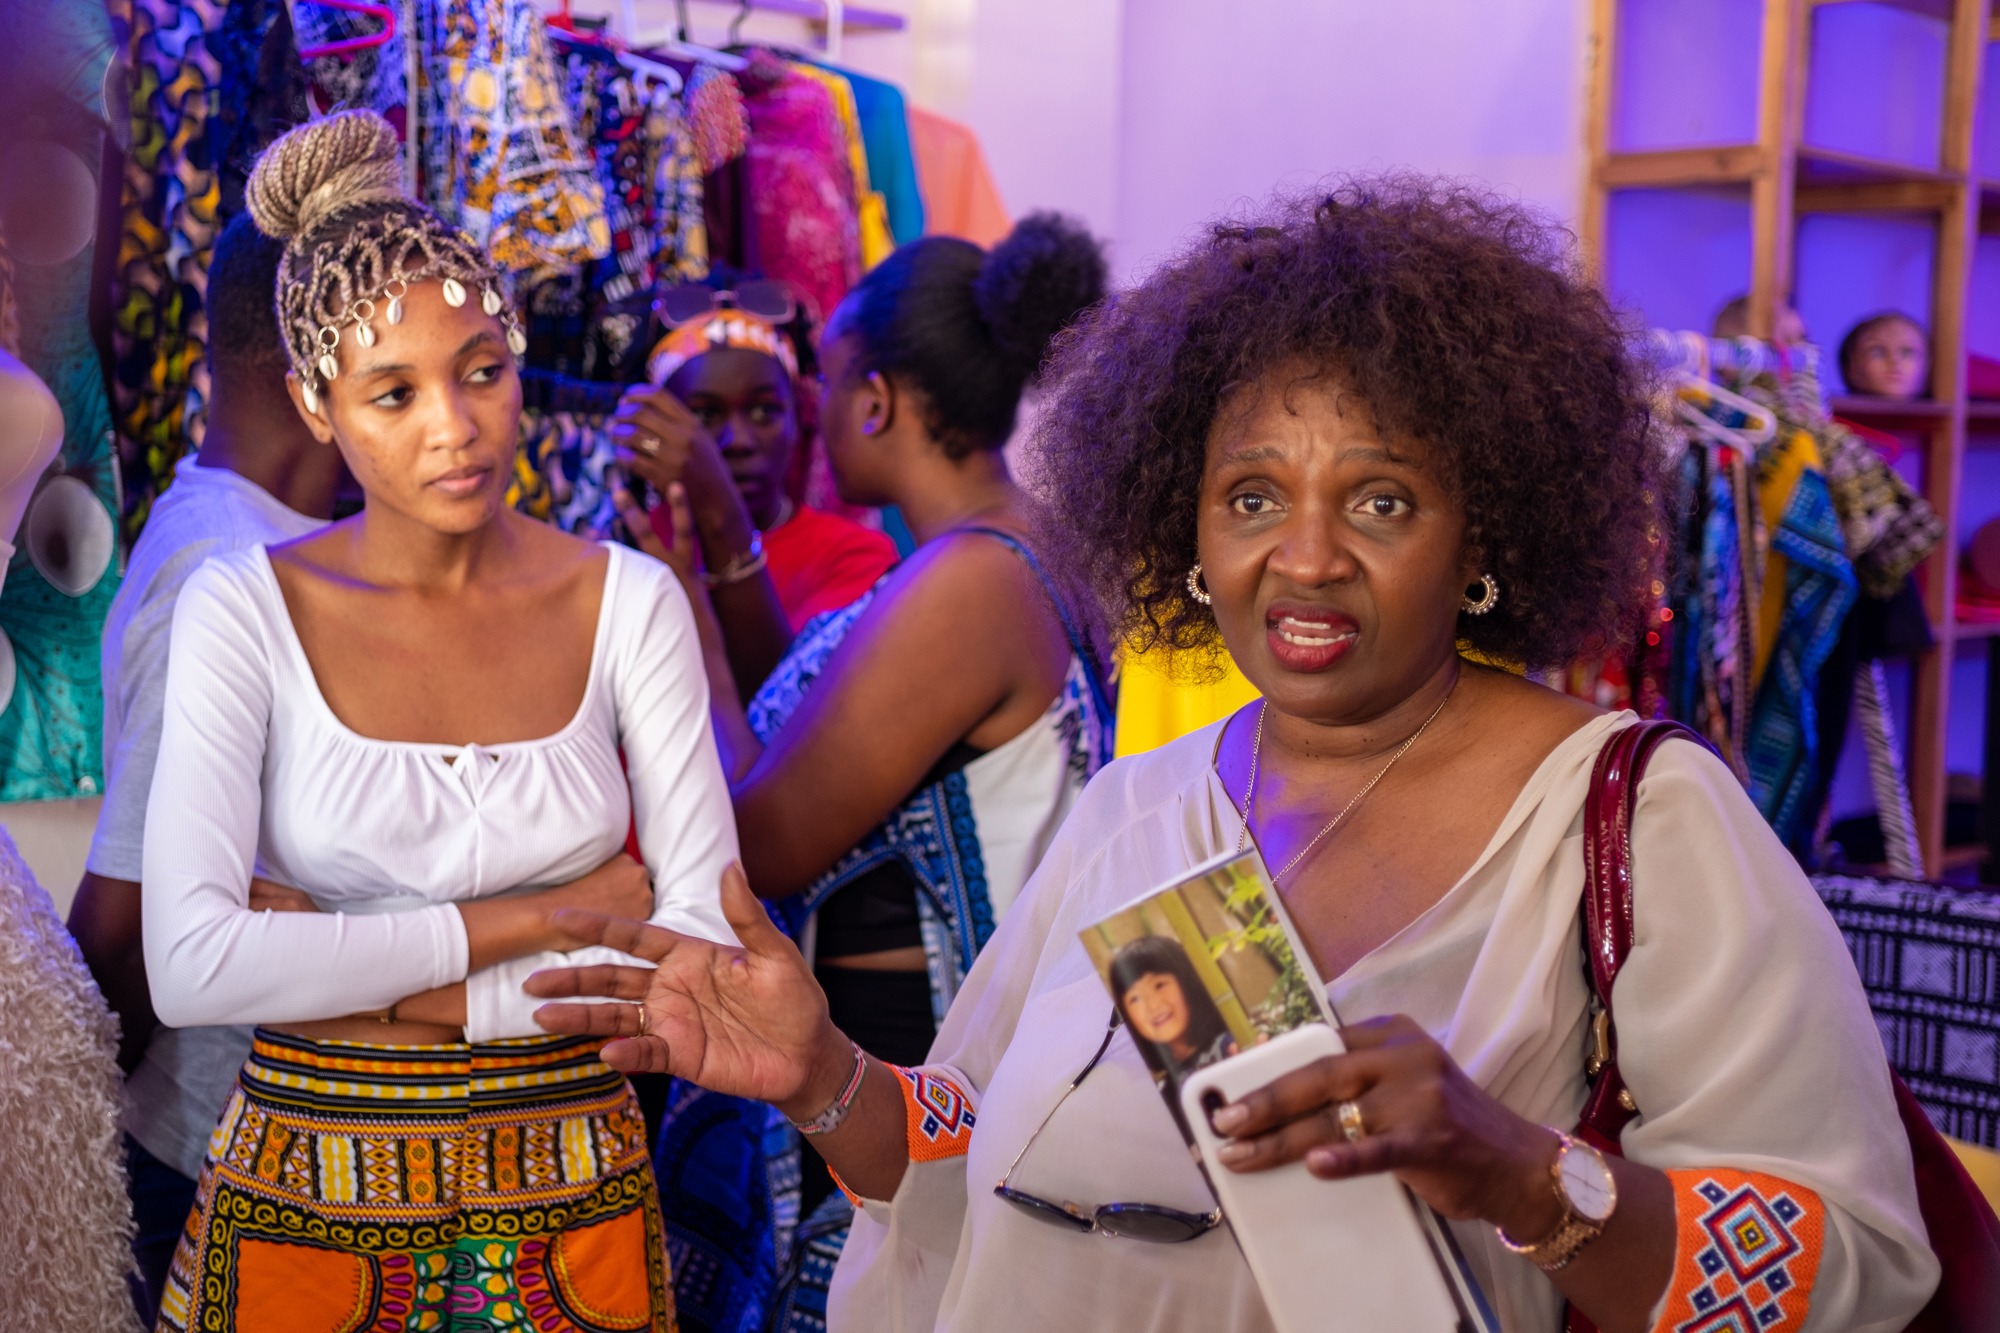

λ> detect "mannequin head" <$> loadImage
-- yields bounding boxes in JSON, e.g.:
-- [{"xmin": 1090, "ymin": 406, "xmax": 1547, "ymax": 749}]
[
  {"xmin": 0, "ymin": 347, "xmax": 63, "ymax": 553},
  {"xmin": 1712, "ymin": 295, "xmax": 1808, "ymax": 348},
  {"xmin": 1840, "ymin": 312, "xmax": 1928, "ymax": 399}
]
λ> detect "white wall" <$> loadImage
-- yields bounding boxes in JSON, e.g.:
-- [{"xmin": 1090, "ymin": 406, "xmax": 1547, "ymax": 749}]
[{"xmin": 1112, "ymin": 0, "xmax": 1590, "ymax": 279}]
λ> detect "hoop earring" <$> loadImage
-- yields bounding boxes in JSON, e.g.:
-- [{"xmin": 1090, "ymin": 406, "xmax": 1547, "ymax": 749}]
[
  {"xmin": 1461, "ymin": 574, "xmax": 1499, "ymax": 616},
  {"xmin": 1186, "ymin": 564, "xmax": 1212, "ymax": 606}
]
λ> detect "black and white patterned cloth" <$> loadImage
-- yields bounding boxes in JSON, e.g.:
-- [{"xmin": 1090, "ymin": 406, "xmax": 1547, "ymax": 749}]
[{"xmin": 1814, "ymin": 872, "xmax": 2000, "ymax": 1147}]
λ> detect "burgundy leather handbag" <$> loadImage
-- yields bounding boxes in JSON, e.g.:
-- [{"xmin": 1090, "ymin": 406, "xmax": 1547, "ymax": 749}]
[{"xmin": 1567, "ymin": 719, "xmax": 2000, "ymax": 1333}]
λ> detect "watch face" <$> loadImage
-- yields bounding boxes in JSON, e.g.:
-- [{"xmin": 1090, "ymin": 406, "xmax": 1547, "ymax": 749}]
[{"xmin": 1559, "ymin": 1144, "xmax": 1618, "ymax": 1224}]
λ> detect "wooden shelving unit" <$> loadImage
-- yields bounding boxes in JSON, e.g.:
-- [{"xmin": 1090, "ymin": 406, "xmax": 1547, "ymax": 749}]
[{"xmin": 1581, "ymin": 0, "xmax": 1995, "ymax": 875}]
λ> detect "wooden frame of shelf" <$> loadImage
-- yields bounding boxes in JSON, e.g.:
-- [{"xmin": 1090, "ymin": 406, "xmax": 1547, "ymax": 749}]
[{"xmin": 1584, "ymin": 0, "xmax": 1997, "ymax": 876}]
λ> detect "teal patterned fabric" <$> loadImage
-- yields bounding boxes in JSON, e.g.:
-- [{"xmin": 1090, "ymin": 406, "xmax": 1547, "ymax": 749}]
[
  {"xmin": 1745, "ymin": 466, "xmax": 1855, "ymax": 849},
  {"xmin": 0, "ymin": 0, "xmax": 122, "ymax": 803}
]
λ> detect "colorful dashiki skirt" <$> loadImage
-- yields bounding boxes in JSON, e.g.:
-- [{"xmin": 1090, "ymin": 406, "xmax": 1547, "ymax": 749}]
[{"xmin": 156, "ymin": 1030, "xmax": 675, "ymax": 1333}]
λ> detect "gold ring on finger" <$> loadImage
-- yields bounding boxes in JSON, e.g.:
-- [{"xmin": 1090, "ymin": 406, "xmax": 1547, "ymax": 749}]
[
  {"xmin": 1336, "ymin": 1099, "xmax": 1365, "ymax": 1142},
  {"xmin": 634, "ymin": 1003, "xmax": 650, "ymax": 1037},
  {"xmin": 634, "ymin": 434, "xmax": 660, "ymax": 456}
]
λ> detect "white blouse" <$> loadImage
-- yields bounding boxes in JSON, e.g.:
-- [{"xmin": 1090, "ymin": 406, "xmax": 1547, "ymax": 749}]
[
  {"xmin": 142, "ymin": 542, "xmax": 739, "ymax": 1044},
  {"xmin": 830, "ymin": 712, "xmax": 1937, "ymax": 1333}
]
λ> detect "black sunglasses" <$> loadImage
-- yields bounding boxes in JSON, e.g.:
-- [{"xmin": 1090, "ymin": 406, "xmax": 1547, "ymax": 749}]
[
  {"xmin": 993, "ymin": 1012, "xmax": 1224, "ymax": 1243},
  {"xmin": 654, "ymin": 279, "xmax": 797, "ymax": 328}
]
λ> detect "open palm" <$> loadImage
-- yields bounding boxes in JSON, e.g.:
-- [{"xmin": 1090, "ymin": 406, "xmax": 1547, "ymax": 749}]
[{"xmin": 525, "ymin": 862, "xmax": 829, "ymax": 1105}]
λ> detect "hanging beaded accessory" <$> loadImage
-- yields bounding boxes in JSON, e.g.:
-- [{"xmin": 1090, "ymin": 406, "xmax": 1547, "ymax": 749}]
[{"xmin": 244, "ymin": 110, "xmax": 528, "ymax": 403}]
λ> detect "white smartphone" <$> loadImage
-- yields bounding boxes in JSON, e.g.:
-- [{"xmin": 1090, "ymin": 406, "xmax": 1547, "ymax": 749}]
[{"xmin": 1178, "ymin": 1024, "xmax": 1483, "ymax": 1333}]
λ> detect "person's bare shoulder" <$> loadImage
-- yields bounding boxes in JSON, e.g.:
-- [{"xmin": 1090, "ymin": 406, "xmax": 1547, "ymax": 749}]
[
  {"xmin": 1457, "ymin": 663, "xmax": 1606, "ymax": 771},
  {"xmin": 502, "ymin": 509, "xmax": 610, "ymax": 590},
  {"xmin": 266, "ymin": 517, "xmax": 354, "ymax": 577}
]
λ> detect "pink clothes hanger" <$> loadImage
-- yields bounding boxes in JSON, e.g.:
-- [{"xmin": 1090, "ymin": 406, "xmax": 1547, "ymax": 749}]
[{"xmin": 295, "ymin": 0, "xmax": 396, "ymax": 61}]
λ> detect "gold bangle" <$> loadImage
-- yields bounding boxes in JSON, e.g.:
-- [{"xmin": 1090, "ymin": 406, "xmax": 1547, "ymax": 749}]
[{"xmin": 700, "ymin": 530, "xmax": 767, "ymax": 588}]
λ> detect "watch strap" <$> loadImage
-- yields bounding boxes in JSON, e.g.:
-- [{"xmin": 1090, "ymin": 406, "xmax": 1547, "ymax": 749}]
[
  {"xmin": 1496, "ymin": 1132, "xmax": 1610, "ymax": 1272},
  {"xmin": 1508, "ymin": 1213, "xmax": 1603, "ymax": 1273}
]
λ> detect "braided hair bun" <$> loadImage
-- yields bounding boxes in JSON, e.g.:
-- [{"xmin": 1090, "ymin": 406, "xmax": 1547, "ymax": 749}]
[
  {"xmin": 242, "ymin": 110, "xmax": 514, "ymax": 396},
  {"xmin": 245, "ymin": 110, "xmax": 405, "ymax": 243}
]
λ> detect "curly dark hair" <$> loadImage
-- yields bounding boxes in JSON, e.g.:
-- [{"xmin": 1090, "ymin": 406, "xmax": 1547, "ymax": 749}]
[{"xmin": 1031, "ymin": 177, "xmax": 1662, "ymax": 674}]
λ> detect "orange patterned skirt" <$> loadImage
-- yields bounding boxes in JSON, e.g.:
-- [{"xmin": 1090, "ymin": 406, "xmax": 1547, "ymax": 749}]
[{"xmin": 155, "ymin": 1030, "xmax": 675, "ymax": 1333}]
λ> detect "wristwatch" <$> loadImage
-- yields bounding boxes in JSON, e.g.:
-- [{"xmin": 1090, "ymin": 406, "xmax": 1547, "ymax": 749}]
[{"xmin": 1496, "ymin": 1131, "xmax": 1618, "ymax": 1272}]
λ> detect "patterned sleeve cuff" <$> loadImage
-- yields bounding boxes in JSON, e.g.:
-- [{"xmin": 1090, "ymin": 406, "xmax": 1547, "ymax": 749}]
[
  {"xmin": 1650, "ymin": 1168, "xmax": 1825, "ymax": 1333},
  {"xmin": 829, "ymin": 1065, "xmax": 977, "ymax": 1206}
]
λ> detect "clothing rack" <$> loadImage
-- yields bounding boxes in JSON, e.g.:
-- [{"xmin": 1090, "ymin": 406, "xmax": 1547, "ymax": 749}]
[
  {"xmin": 609, "ymin": 0, "xmax": 905, "ymax": 63},
  {"xmin": 1644, "ymin": 328, "xmax": 1814, "ymax": 388}
]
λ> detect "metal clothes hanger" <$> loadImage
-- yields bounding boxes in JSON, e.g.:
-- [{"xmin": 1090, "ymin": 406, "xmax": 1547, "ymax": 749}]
[
  {"xmin": 547, "ymin": 23, "xmax": 691, "ymax": 93},
  {"xmin": 295, "ymin": 0, "xmax": 395, "ymax": 60}
]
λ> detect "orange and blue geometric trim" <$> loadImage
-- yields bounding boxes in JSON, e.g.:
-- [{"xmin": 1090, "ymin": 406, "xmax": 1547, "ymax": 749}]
[
  {"xmin": 831, "ymin": 1064, "xmax": 977, "ymax": 1205},
  {"xmin": 896, "ymin": 1066, "xmax": 977, "ymax": 1163},
  {"xmin": 1651, "ymin": 1168, "xmax": 1824, "ymax": 1333}
]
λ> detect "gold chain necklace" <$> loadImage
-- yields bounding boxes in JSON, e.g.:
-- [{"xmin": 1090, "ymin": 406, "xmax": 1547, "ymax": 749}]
[{"xmin": 1234, "ymin": 683, "xmax": 1456, "ymax": 883}]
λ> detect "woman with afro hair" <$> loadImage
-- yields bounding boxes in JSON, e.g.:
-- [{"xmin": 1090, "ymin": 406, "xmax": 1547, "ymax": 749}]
[{"xmin": 530, "ymin": 179, "xmax": 1935, "ymax": 1332}]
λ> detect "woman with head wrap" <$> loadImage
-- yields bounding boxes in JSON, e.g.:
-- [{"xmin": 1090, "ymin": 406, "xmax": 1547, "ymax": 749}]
[{"xmin": 613, "ymin": 278, "xmax": 898, "ymax": 699}]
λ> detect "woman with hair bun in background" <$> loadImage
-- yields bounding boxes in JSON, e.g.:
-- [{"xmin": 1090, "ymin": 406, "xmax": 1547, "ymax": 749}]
[
  {"xmin": 139, "ymin": 110, "xmax": 737, "ymax": 1332},
  {"xmin": 626, "ymin": 216, "xmax": 1116, "ymax": 1299}
]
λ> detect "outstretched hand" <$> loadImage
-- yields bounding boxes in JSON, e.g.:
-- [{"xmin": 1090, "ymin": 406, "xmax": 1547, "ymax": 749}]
[{"xmin": 526, "ymin": 862, "xmax": 834, "ymax": 1106}]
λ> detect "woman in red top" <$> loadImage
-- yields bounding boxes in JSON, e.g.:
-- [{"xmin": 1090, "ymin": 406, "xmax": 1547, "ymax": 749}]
[{"xmin": 615, "ymin": 283, "xmax": 897, "ymax": 697}]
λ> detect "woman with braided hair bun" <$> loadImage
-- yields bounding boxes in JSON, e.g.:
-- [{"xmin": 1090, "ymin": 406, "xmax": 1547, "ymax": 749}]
[{"xmin": 140, "ymin": 110, "xmax": 736, "ymax": 1331}]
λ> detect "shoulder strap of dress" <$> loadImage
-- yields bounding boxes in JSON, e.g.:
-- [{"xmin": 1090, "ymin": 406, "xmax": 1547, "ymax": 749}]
[
  {"xmin": 1577, "ymin": 718, "xmax": 1712, "ymax": 1151},
  {"xmin": 952, "ymin": 525, "xmax": 1113, "ymax": 726}
]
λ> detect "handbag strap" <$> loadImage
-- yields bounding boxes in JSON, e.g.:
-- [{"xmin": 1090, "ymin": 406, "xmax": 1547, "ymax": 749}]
[{"xmin": 1575, "ymin": 719, "xmax": 1712, "ymax": 1152}]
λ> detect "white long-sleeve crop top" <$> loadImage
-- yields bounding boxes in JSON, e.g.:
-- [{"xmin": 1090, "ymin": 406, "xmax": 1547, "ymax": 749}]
[{"xmin": 141, "ymin": 541, "xmax": 739, "ymax": 1043}]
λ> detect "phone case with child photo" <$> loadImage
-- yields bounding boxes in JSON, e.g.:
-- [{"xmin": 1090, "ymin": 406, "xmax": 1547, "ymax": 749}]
[{"xmin": 1082, "ymin": 849, "xmax": 1496, "ymax": 1333}]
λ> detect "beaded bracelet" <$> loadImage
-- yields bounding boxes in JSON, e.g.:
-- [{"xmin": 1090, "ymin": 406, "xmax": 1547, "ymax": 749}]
[{"xmin": 790, "ymin": 1040, "xmax": 868, "ymax": 1137}]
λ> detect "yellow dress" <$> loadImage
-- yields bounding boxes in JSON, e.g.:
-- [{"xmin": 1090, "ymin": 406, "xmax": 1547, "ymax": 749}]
[{"xmin": 1113, "ymin": 647, "xmax": 1260, "ymax": 758}]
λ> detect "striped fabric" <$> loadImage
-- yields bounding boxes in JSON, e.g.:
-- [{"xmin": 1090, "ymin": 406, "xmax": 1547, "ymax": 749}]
[
  {"xmin": 1854, "ymin": 661, "xmax": 1923, "ymax": 879},
  {"xmin": 156, "ymin": 1030, "xmax": 674, "ymax": 1332}
]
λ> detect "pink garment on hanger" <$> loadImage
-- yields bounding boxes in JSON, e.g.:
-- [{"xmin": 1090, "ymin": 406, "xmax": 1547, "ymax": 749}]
[
  {"xmin": 738, "ymin": 52, "xmax": 860, "ymax": 329},
  {"xmin": 907, "ymin": 106, "xmax": 1009, "ymax": 247}
]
